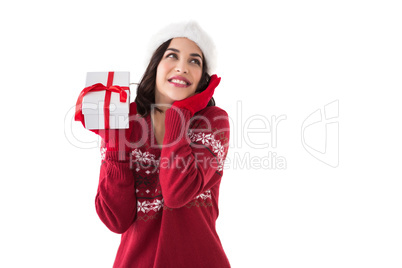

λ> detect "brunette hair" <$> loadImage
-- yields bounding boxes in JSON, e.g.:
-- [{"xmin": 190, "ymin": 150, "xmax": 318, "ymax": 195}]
[{"xmin": 135, "ymin": 38, "xmax": 215, "ymax": 117}]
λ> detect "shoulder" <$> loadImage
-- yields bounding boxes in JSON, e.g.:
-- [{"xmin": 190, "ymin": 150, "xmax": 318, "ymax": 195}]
[
  {"xmin": 129, "ymin": 102, "xmax": 137, "ymax": 115},
  {"xmin": 195, "ymin": 106, "xmax": 229, "ymax": 121},
  {"xmin": 128, "ymin": 102, "xmax": 146, "ymax": 131},
  {"xmin": 192, "ymin": 106, "xmax": 229, "ymax": 127},
  {"xmin": 190, "ymin": 106, "xmax": 230, "ymax": 137}
]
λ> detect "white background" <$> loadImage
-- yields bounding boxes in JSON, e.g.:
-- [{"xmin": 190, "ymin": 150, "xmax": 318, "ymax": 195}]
[{"xmin": 1, "ymin": 0, "xmax": 401, "ymax": 267}]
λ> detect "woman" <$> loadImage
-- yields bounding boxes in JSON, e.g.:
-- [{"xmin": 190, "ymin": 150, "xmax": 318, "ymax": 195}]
[{"xmin": 82, "ymin": 21, "xmax": 231, "ymax": 267}]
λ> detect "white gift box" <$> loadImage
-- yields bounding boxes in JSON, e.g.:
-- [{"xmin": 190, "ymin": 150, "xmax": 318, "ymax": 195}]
[{"xmin": 82, "ymin": 72, "xmax": 130, "ymax": 130}]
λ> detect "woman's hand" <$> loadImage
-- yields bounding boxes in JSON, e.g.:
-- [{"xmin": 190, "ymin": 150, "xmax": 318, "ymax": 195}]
[{"xmin": 171, "ymin": 74, "xmax": 221, "ymax": 117}]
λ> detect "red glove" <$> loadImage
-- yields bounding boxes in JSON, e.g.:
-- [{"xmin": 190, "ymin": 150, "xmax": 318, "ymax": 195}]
[{"xmin": 172, "ymin": 74, "xmax": 221, "ymax": 117}]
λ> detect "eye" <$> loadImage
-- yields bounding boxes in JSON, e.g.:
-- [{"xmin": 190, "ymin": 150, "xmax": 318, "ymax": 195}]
[
  {"xmin": 190, "ymin": 58, "xmax": 201, "ymax": 66},
  {"xmin": 166, "ymin": 53, "xmax": 178, "ymax": 59}
]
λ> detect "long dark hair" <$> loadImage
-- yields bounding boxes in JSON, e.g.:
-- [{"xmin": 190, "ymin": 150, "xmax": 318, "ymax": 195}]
[{"xmin": 135, "ymin": 38, "xmax": 215, "ymax": 117}]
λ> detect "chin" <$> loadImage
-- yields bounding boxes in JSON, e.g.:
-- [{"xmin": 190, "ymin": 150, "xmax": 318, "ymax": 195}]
[
  {"xmin": 170, "ymin": 95, "xmax": 188, "ymax": 102},
  {"xmin": 168, "ymin": 92, "xmax": 193, "ymax": 102}
]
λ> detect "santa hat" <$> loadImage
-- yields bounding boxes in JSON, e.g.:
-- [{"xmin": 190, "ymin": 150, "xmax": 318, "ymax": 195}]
[{"xmin": 146, "ymin": 21, "xmax": 217, "ymax": 74}]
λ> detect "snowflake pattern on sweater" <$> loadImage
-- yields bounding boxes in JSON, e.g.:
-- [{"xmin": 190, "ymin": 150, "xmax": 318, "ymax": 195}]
[
  {"xmin": 99, "ymin": 126, "xmax": 226, "ymax": 222},
  {"xmin": 187, "ymin": 130, "xmax": 226, "ymax": 172},
  {"xmin": 131, "ymin": 145, "xmax": 215, "ymax": 219},
  {"xmin": 127, "ymin": 109, "xmax": 228, "ymax": 220}
]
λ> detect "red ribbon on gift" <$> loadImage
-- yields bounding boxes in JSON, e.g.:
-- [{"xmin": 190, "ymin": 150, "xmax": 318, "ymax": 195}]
[{"xmin": 75, "ymin": 72, "xmax": 129, "ymax": 129}]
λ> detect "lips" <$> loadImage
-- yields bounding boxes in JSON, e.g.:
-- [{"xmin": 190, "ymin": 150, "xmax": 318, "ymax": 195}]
[{"xmin": 168, "ymin": 76, "xmax": 192, "ymax": 87}]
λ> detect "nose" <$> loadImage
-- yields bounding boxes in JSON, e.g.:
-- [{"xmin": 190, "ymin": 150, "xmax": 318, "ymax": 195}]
[{"xmin": 175, "ymin": 59, "xmax": 188, "ymax": 74}]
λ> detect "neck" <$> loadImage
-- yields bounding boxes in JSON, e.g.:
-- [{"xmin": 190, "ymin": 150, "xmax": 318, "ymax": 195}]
[
  {"xmin": 153, "ymin": 105, "xmax": 169, "ymax": 114},
  {"xmin": 154, "ymin": 89, "xmax": 175, "ymax": 114},
  {"xmin": 151, "ymin": 106, "xmax": 166, "ymax": 148},
  {"xmin": 151, "ymin": 104, "xmax": 167, "ymax": 129}
]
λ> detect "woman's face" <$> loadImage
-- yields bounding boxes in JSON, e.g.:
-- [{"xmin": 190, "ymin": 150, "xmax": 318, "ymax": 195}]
[{"xmin": 155, "ymin": 37, "xmax": 203, "ymax": 105}]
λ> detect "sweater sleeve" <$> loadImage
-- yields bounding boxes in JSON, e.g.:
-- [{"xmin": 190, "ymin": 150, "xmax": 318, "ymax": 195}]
[
  {"xmin": 95, "ymin": 151, "xmax": 137, "ymax": 234},
  {"xmin": 159, "ymin": 106, "xmax": 230, "ymax": 208},
  {"xmin": 95, "ymin": 102, "xmax": 138, "ymax": 234}
]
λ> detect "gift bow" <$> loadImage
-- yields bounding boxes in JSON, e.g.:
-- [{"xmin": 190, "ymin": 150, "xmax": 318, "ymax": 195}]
[{"xmin": 75, "ymin": 74, "xmax": 129, "ymax": 129}]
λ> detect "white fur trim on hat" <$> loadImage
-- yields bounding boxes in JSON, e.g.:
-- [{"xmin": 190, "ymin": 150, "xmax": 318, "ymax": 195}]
[{"xmin": 146, "ymin": 21, "xmax": 217, "ymax": 74}]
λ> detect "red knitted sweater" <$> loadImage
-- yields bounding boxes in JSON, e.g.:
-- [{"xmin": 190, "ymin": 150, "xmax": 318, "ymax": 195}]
[{"xmin": 95, "ymin": 102, "xmax": 231, "ymax": 267}]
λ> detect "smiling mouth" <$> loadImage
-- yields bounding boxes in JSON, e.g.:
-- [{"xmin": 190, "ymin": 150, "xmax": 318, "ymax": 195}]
[
  {"xmin": 170, "ymin": 79, "xmax": 188, "ymax": 85},
  {"xmin": 168, "ymin": 78, "xmax": 192, "ymax": 87}
]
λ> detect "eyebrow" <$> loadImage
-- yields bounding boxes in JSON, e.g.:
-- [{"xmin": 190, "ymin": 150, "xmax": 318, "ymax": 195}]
[{"xmin": 166, "ymin": 48, "xmax": 203, "ymax": 59}]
